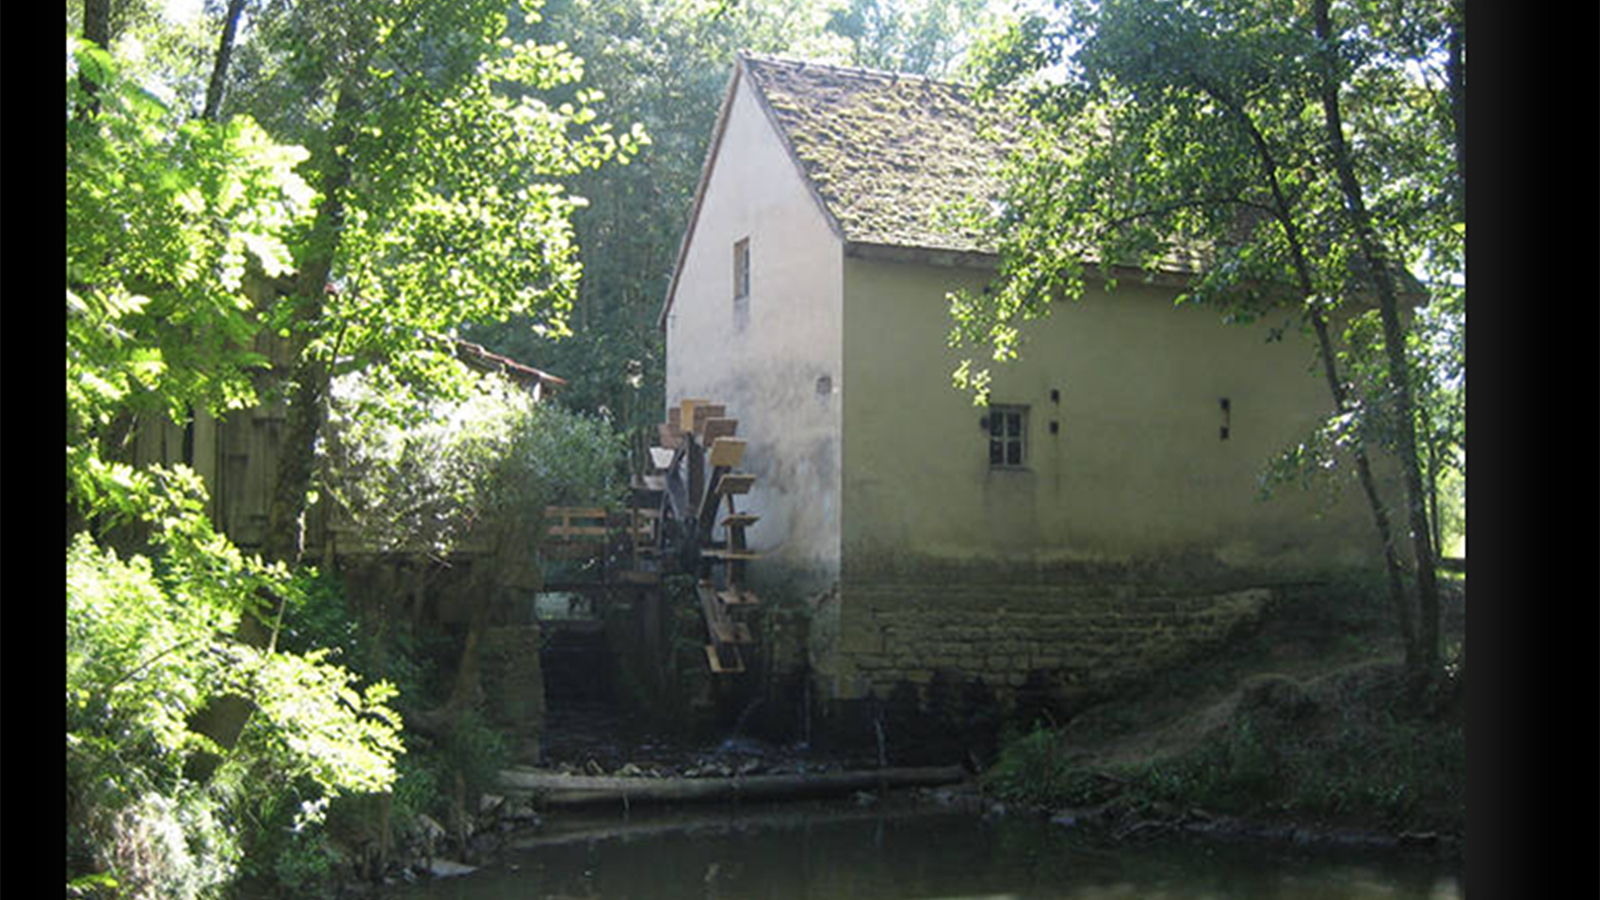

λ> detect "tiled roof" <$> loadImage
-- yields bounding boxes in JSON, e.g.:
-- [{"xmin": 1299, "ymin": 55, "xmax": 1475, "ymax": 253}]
[{"xmin": 740, "ymin": 53, "xmax": 1015, "ymax": 255}]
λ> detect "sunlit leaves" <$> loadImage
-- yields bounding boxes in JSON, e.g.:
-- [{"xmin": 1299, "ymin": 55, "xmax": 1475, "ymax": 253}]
[
  {"xmin": 68, "ymin": 525, "xmax": 405, "ymax": 801},
  {"xmin": 322, "ymin": 370, "xmax": 626, "ymax": 557},
  {"xmin": 67, "ymin": 533, "xmax": 234, "ymax": 760},
  {"xmin": 67, "ymin": 37, "xmax": 315, "ymax": 486},
  {"xmin": 66, "ymin": 34, "xmax": 405, "ymax": 888},
  {"xmin": 248, "ymin": 649, "xmax": 404, "ymax": 796},
  {"xmin": 230, "ymin": 0, "xmax": 646, "ymax": 413}
]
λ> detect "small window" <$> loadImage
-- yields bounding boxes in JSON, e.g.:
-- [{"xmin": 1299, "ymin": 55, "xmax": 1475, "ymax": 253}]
[
  {"xmin": 733, "ymin": 237, "xmax": 751, "ymax": 301},
  {"xmin": 988, "ymin": 405, "xmax": 1027, "ymax": 468}
]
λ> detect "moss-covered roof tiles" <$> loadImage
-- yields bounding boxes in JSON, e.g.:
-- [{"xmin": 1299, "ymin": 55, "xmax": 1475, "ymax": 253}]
[{"xmin": 740, "ymin": 53, "xmax": 1014, "ymax": 255}]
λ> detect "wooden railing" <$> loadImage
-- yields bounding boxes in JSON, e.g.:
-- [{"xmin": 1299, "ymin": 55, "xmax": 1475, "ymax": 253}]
[{"xmin": 542, "ymin": 505, "xmax": 657, "ymax": 564}]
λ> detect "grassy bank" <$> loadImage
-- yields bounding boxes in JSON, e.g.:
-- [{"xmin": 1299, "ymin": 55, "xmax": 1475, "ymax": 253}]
[{"xmin": 980, "ymin": 576, "xmax": 1466, "ymax": 840}]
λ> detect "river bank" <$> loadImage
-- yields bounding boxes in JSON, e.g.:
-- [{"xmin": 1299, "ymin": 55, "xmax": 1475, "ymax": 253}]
[
  {"xmin": 374, "ymin": 792, "xmax": 1463, "ymax": 900},
  {"xmin": 971, "ymin": 576, "xmax": 1466, "ymax": 857},
  {"xmin": 325, "ymin": 575, "xmax": 1465, "ymax": 896}
]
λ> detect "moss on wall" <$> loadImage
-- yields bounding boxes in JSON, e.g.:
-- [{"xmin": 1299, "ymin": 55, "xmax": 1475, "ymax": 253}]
[
  {"xmin": 819, "ymin": 583, "xmax": 1274, "ymax": 707},
  {"xmin": 475, "ymin": 625, "xmax": 546, "ymax": 764}
]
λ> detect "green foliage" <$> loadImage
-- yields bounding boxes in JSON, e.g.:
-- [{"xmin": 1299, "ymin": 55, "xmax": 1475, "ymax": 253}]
[
  {"xmin": 982, "ymin": 721, "xmax": 1119, "ymax": 809},
  {"xmin": 469, "ymin": 0, "xmax": 852, "ymax": 436},
  {"xmin": 825, "ymin": 0, "xmax": 1005, "ymax": 76},
  {"xmin": 66, "ymin": 514, "xmax": 404, "ymax": 898},
  {"xmin": 67, "ymin": 788, "xmax": 242, "ymax": 900},
  {"xmin": 1131, "ymin": 670, "xmax": 1463, "ymax": 829},
  {"xmin": 323, "ymin": 370, "xmax": 627, "ymax": 557},
  {"xmin": 223, "ymin": 0, "xmax": 644, "ymax": 377},
  {"xmin": 67, "ymin": 36, "xmax": 314, "ymax": 513},
  {"xmin": 67, "ymin": 42, "xmax": 405, "ymax": 895},
  {"xmin": 440, "ymin": 711, "xmax": 514, "ymax": 803},
  {"xmin": 983, "ymin": 723, "xmax": 1074, "ymax": 806},
  {"xmin": 389, "ymin": 754, "xmax": 441, "ymax": 828},
  {"xmin": 947, "ymin": 0, "xmax": 1463, "ymax": 407}
]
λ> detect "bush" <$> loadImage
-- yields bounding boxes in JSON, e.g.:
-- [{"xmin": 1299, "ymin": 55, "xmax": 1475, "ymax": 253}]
[
  {"xmin": 982, "ymin": 724, "xmax": 1105, "ymax": 807},
  {"xmin": 66, "ymin": 495, "xmax": 403, "ymax": 898},
  {"xmin": 68, "ymin": 789, "xmax": 240, "ymax": 900}
]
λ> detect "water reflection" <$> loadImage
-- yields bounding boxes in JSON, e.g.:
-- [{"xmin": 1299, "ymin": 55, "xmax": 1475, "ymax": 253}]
[{"xmin": 383, "ymin": 803, "xmax": 1461, "ymax": 900}]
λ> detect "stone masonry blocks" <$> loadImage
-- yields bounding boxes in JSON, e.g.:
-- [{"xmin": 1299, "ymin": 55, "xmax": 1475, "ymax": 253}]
[{"xmin": 825, "ymin": 585, "xmax": 1272, "ymax": 706}]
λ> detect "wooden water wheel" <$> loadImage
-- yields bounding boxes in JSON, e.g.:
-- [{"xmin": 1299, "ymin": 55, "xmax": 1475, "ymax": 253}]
[{"xmin": 633, "ymin": 399, "xmax": 762, "ymax": 674}]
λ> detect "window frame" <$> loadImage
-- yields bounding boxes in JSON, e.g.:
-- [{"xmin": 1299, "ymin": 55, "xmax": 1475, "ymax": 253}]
[{"xmin": 987, "ymin": 404, "xmax": 1029, "ymax": 469}]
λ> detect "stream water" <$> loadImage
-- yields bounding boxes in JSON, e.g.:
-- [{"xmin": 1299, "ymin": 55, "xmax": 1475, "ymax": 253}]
[{"xmin": 381, "ymin": 801, "xmax": 1463, "ymax": 900}]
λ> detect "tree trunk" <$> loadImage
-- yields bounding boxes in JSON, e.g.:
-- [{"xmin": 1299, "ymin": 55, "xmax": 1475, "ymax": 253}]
[
  {"xmin": 77, "ymin": 0, "xmax": 113, "ymax": 116},
  {"xmin": 443, "ymin": 523, "xmax": 530, "ymax": 719},
  {"xmin": 263, "ymin": 83, "xmax": 360, "ymax": 567},
  {"xmin": 445, "ymin": 577, "xmax": 494, "ymax": 716},
  {"xmin": 187, "ymin": 83, "xmax": 361, "ymax": 776},
  {"xmin": 202, "ymin": 0, "xmax": 250, "ymax": 121},
  {"xmin": 1308, "ymin": 311, "xmax": 1417, "ymax": 660},
  {"xmin": 1215, "ymin": 88, "xmax": 1418, "ymax": 663},
  {"xmin": 498, "ymin": 765, "xmax": 968, "ymax": 807},
  {"xmin": 1313, "ymin": 0, "xmax": 1441, "ymax": 672},
  {"xmin": 1447, "ymin": 1, "xmax": 1466, "ymax": 211}
]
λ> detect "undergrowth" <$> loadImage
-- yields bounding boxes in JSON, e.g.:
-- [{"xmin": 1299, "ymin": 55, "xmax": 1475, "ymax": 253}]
[
  {"xmin": 982, "ymin": 574, "xmax": 1466, "ymax": 836},
  {"xmin": 983, "ymin": 664, "xmax": 1464, "ymax": 835}
]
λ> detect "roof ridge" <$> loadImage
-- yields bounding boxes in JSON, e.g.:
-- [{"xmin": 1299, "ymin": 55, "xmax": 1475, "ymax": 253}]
[{"xmin": 736, "ymin": 51, "xmax": 974, "ymax": 91}]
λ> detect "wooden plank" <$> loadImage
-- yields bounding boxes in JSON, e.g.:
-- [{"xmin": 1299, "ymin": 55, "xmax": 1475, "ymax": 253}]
[
  {"xmin": 696, "ymin": 580, "xmax": 725, "ymax": 624},
  {"xmin": 710, "ymin": 620, "xmax": 754, "ymax": 645},
  {"xmin": 721, "ymin": 513, "xmax": 761, "ymax": 528},
  {"xmin": 716, "ymin": 473, "xmax": 756, "ymax": 495},
  {"xmin": 657, "ymin": 423, "xmax": 683, "ymax": 449},
  {"xmin": 703, "ymin": 644, "xmax": 745, "ymax": 674},
  {"xmin": 693, "ymin": 405, "xmax": 727, "ymax": 437},
  {"xmin": 700, "ymin": 417, "xmax": 738, "ymax": 444},
  {"xmin": 679, "ymin": 399, "xmax": 712, "ymax": 435},
  {"xmin": 546, "ymin": 526, "xmax": 610, "ymax": 538},
  {"xmin": 545, "ymin": 506, "xmax": 609, "ymax": 520},
  {"xmin": 708, "ymin": 437, "xmax": 746, "ymax": 468},
  {"xmin": 717, "ymin": 588, "xmax": 760, "ymax": 607}
]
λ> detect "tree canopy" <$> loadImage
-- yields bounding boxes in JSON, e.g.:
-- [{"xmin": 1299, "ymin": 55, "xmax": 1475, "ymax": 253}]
[
  {"xmin": 950, "ymin": 0, "xmax": 1464, "ymax": 672},
  {"xmin": 66, "ymin": 1, "xmax": 641, "ymax": 892}
]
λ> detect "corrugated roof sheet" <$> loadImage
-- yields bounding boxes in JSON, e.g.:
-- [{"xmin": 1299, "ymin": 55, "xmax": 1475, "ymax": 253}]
[{"xmin": 740, "ymin": 53, "xmax": 1015, "ymax": 255}]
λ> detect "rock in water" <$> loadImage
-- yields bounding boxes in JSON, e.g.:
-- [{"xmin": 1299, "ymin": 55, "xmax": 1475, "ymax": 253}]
[{"xmin": 427, "ymin": 859, "xmax": 478, "ymax": 878}]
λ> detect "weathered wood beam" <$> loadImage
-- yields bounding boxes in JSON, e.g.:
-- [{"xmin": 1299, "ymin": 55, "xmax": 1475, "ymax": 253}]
[{"xmin": 498, "ymin": 766, "xmax": 969, "ymax": 807}]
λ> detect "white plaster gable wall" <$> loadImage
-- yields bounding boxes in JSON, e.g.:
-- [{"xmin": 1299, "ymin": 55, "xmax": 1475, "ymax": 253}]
[{"xmin": 664, "ymin": 71, "xmax": 845, "ymax": 594}]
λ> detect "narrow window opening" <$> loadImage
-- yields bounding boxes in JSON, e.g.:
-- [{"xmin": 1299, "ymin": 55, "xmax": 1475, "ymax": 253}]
[{"xmin": 734, "ymin": 237, "xmax": 751, "ymax": 301}]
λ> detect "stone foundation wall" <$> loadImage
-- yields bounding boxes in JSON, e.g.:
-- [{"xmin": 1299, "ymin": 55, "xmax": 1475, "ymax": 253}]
[
  {"xmin": 821, "ymin": 583, "xmax": 1273, "ymax": 707},
  {"xmin": 479, "ymin": 625, "xmax": 547, "ymax": 764}
]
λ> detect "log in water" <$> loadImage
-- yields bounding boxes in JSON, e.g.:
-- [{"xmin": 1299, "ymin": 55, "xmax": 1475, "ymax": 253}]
[{"xmin": 499, "ymin": 765, "xmax": 968, "ymax": 807}]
